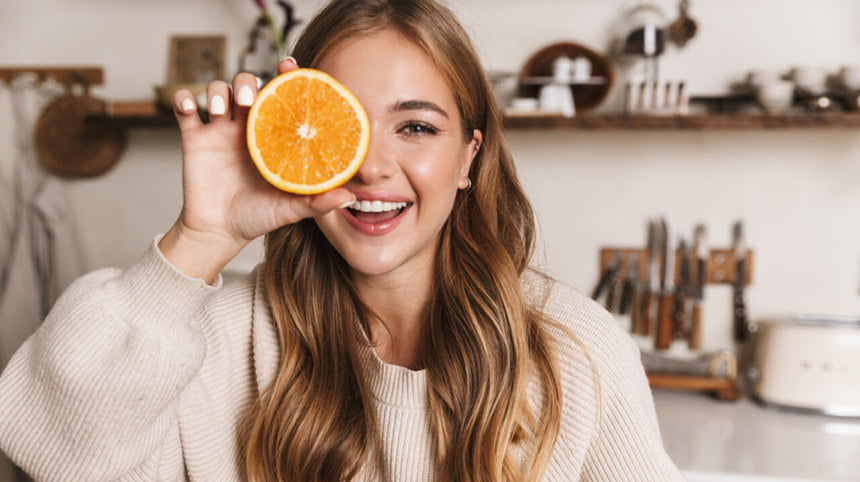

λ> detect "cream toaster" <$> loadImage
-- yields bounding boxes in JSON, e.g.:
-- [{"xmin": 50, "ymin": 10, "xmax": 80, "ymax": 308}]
[{"xmin": 750, "ymin": 316, "xmax": 860, "ymax": 417}]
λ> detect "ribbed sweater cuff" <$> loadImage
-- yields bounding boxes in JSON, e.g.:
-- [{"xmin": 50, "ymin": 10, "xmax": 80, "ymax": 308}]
[{"xmin": 102, "ymin": 235, "xmax": 222, "ymax": 330}]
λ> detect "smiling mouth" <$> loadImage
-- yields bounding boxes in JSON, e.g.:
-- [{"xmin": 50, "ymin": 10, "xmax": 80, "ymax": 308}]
[{"xmin": 346, "ymin": 200, "xmax": 411, "ymax": 224}]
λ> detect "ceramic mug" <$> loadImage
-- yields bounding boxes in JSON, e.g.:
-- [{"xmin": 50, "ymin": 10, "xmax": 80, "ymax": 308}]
[
  {"xmin": 756, "ymin": 79, "xmax": 795, "ymax": 112},
  {"xmin": 551, "ymin": 56, "xmax": 573, "ymax": 84}
]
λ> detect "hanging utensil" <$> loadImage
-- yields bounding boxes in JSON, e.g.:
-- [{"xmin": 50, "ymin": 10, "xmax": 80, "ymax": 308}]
[
  {"xmin": 689, "ymin": 224, "xmax": 707, "ymax": 350},
  {"xmin": 672, "ymin": 237, "xmax": 691, "ymax": 342},
  {"xmin": 732, "ymin": 221, "xmax": 749, "ymax": 343},
  {"xmin": 640, "ymin": 219, "xmax": 661, "ymax": 336},
  {"xmin": 592, "ymin": 250, "xmax": 621, "ymax": 301},
  {"xmin": 655, "ymin": 216, "xmax": 675, "ymax": 350},
  {"xmin": 669, "ymin": 0, "xmax": 698, "ymax": 48}
]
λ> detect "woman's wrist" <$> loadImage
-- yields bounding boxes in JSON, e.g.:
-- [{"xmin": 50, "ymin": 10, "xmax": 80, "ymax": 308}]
[{"xmin": 157, "ymin": 221, "xmax": 247, "ymax": 284}]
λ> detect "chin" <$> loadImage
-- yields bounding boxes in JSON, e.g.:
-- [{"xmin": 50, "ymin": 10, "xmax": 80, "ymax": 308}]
[{"xmin": 337, "ymin": 248, "xmax": 405, "ymax": 277}]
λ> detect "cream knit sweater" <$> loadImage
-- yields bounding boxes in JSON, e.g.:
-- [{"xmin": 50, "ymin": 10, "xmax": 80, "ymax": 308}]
[{"xmin": 0, "ymin": 238, "xmax": 684, "ymax": 481}]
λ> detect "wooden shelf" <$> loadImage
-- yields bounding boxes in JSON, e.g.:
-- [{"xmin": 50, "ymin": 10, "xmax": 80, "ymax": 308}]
[
  {"xmin": 0, "ymin": 66, "xmax": 104, "ymax": 85},
  {"xmin": 89, "ymin": 101, "xmax": 860, "ymax": 131},
  {"xmin": 86, "ymin": 100, "xmax": 208, "ymax": 129},
  {"xmin": 503, "ymin": 112, "xmax": 860, "ymax": 130}
]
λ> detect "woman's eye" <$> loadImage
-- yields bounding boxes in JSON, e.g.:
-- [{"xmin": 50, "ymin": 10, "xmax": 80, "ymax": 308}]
[{"xmin": 400, "ymin": 121, "xmax": 439, "ymax": 136}]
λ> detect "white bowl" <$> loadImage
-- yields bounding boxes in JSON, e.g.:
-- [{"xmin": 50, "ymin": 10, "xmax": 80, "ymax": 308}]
[
  {"xmin": 756, "ymin": 80, "xmax": 795, "ymax": 112},
  {"xmin": 747, "ymin": 70, "xmax": 783, "ymax": 89}
]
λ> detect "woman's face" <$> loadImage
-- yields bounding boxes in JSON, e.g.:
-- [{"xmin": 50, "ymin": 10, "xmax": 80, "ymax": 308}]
[{"xmin": 314, "ymin": 29, "xmax": 481, "ymax": 280}]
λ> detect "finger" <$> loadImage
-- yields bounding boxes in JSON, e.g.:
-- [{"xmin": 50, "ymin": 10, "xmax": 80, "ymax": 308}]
[
  {"xmin": 277, "ymin": 56, "xmax": 300, "ymax": 75},
  {"xmin": 305, "ymin": 187, "xmax": 357, "ymax": 216},
  {"xmin": 277, "ymin": 187, "xmax": 355, "ymax": 224},
  {"xmin": 206, "ymin": 80, "xmax": 232, "ymax": 123},
  {"xmin": 173, "ymin": 89, "xmax": 203, "ymax": 131},
  {"xmin": 232, "ymin": 72, "xmax": 258, "ymax": 122}
]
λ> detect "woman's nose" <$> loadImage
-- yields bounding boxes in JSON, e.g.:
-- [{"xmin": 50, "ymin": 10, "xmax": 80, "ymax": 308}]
[{"xmin": 352, "ymin": 128, "xmax": 397, "ymax": 185}]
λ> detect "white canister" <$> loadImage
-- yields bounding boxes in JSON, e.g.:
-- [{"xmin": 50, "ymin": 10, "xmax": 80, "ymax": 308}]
[{"xmin": 539, "ymin": 83, "xmax": 575, "ymax": 117}]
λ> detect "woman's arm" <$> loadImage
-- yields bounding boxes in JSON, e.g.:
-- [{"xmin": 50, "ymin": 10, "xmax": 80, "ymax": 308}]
[
  {"xmin": 0, "ymin": 239, "xmax": 214, "ymax": 480},
  {"xmin": 581, "ymin": 316, "xmax": 686, "ymax": 481}
]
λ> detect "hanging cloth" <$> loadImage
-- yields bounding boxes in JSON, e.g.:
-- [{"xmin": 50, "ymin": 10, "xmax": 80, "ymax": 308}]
[{"xmin": 0, "ymin": 74, "xmax": 87, "ymax": 371}]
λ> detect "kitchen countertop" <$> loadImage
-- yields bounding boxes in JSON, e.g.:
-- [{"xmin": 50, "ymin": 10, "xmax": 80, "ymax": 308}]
[{"xmin": 652, "ymin": 390, "xmax": 860, "ymax": 482}]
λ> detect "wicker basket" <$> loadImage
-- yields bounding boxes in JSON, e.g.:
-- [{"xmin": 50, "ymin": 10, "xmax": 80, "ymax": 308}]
[{"xmin": 35, "ymin": 91, "xmax": 127, "ymax": 178}]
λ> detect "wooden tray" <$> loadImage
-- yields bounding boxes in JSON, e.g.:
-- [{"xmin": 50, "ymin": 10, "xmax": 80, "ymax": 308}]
[{"xmin": 648, "ymin": 373, "xmax": 740, "ymax": 400}]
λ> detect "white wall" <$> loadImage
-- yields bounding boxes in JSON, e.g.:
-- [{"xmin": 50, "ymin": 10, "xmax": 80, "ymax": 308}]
[{"xmin": 2, "ymin": 0, "xmax": 859, "ymax": 349}]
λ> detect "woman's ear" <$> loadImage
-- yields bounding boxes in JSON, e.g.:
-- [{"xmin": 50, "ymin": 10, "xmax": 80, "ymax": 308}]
[{"xmin": 460, "ymin": 129, "xmax": 483, "ymax": 179}]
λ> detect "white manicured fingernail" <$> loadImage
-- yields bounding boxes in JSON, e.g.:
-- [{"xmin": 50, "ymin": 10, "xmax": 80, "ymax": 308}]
[
  {"xmin": 236, "ymin": 85, "xmax": 254, "ymax": 106},
  {"xmin": 339, "ymin": 199, "xmax": 357, "ymax": 209},
  {"xmin": 181, "ymin": 98, "xmax": 196, "ymax": 113},
  {"xmin": 209, "ymin": 95, "xmax": 226, "ymax": 115}
]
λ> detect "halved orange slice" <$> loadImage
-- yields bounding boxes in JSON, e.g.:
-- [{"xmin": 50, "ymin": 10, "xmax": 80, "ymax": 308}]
[{"xmin": 246, "ymin": 68, "xmax": 370, "ymax": 194}]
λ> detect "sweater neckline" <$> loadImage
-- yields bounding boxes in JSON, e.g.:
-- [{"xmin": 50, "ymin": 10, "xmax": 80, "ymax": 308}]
[{"xmin": 356, "ymin": 341, "xmax": 429, "ymax": 410}]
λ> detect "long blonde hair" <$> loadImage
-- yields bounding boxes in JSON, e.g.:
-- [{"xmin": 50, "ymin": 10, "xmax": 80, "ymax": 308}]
[{"xmin": 242, "ymin": 1, "xmax": 562, "ymax": 480}]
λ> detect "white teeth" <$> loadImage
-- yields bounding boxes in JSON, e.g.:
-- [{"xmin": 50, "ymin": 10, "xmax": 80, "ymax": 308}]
[{"xmin": 349, "ymin": 200, "xmax": 408, "ymax": 213}]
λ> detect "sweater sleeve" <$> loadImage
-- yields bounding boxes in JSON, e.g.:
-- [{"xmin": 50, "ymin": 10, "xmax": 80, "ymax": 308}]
[
  {"xmin": 579, "ymin": 302, "xmax": 686, "ymax": 481},
  {"xmin": 0, "ymin": 237, "xmax": 219, "ymax": 481}
]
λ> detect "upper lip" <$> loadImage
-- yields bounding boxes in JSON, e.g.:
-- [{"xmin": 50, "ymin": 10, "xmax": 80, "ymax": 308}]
[{"xmin": 348, "ymin": 190, "xmax": 412, "ymax": 203}]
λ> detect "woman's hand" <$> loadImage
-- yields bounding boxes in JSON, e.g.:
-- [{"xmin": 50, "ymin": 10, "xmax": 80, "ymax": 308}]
[{"xmin": 159, "ymin": 58, "xmax": 355, "ymax": 283}]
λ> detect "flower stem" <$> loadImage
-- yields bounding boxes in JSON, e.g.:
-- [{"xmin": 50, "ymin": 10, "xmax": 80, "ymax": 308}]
[{"xmin": 262, "ymin": 11, "xmax": 285, "ymax": 55}]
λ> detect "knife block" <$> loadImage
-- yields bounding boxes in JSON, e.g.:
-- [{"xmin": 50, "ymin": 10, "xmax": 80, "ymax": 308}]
[
  {"xmin": 597, "ymin": 246, "xmax": 752, "ymax": 401},
  {"xmin": 598, "ymin": 247, "xmax": 753, "ymax": 286}
]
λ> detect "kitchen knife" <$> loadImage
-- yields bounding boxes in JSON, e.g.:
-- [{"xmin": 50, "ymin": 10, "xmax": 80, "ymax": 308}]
[
  {"xmin": 604, "ymin": 253, "xmax": 625, "ymax": 313},
  {"xmin": 732, "ymin": 221, "xmax": 748, "ymax": 342},
  {"xmin": 689, "ymin": 224, "xmax": 707, "ymax": 349},
  {"xmin": 619, "ymin": 251, "xmax": 639, "ymax": 316},
  {"xmin": 629, "ymin": 252, "xmax": 644, "ymax": 333},
  {"xmin": 592, "ymin": 250, "xmax": 621, "ymax": 302},
  {"xmin": 672, "ymin": 238, "xmax": 691, "ymax": 341},
  {"xmin": 640, "ymin": 219, "xmax": 661, "ymax": 336},
  {"xmin": 655, "ymin": 217, "xmax": 675, "ymax": 350}
]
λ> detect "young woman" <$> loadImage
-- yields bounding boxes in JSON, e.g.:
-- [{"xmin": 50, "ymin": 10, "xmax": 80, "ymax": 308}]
[{"xmin": 0, "ymin": 0, "xmax": 684, "ymax": 480}]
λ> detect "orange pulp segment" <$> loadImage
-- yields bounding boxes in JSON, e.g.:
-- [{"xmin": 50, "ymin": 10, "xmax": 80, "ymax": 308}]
[{"xmin": 246, "ymin": 68, "xmax": 370, "ymax": 194}]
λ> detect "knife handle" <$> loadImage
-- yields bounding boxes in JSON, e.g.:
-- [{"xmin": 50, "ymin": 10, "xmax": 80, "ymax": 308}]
[
  {"xmin": 689, "ymin": 302, "xmax": 703, "ymax": 350},
  {"xmin": 591, "ymin": 265, "xmax": 613, "ymax": 300},
  {"xmin": 639, "ymin": 290, "xmax": 654, "ymax": 336},
  {"xmin": 630, "ymin": 285, "xmax": 643, "ymax": 333},
  {"xmin": 671, "ymin": 290, "xmax": 687, "ymax": 340},
  {"xmin": 619, "ymin": 279, "xmax": 634, "ymax": 315},
  {"xmin": 605, "ymin": 273, "xmax": 622, "ymax": 313},
  {"xmin": 733, "ymin": 287, "xmax": 747, "ymax": 342},
  {"xmin": 655, "ymin": 292, "xmax": 674, "ymax": 350},
  {"xmin": 733, "ymin": 260, "xmax": 748, "ymax": 342}
]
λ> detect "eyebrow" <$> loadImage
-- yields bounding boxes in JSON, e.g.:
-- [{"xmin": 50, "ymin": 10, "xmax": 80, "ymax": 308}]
[{"xmin": 390, "ymin": 99, "xmax": 449, "ymax": 118}]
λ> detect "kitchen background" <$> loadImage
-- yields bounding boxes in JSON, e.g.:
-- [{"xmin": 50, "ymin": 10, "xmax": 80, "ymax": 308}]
[
  {"xmin": 3, "ymin": 0, "xmax": 858, "ymax": 348},
  {"xmin": 1, "ymin": 0, "xmax": 860, "ymax": 480}
]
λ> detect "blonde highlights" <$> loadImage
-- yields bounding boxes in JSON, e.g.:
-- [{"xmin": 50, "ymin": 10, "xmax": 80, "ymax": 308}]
[{"xmin": 242, "ymin": 1, "xmax": 562, "ymax": 480}]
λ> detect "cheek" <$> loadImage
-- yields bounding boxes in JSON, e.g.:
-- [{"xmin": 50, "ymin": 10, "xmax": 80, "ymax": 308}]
[{"xmin": 404, "ymin": 142, "xmax": 465, "ymax": 191}]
